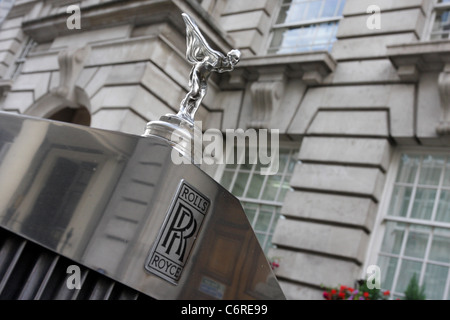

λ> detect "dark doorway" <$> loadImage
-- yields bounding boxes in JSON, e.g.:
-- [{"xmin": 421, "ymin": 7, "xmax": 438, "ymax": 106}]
[{"xmin": 48, "ymin": 107, "xmax": 90, "ymax": 126}]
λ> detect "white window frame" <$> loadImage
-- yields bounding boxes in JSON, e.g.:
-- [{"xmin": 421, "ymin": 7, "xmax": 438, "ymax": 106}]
[
  {"xmin": 9, "ymin": 38, "xmax": 36, "ymax": 80},
  {"xmin": 0, "ymin": 0, "xmax": 14, "ymax": 26},
  {"xmin": 364, "ymin": 147, "xmax": 450, "ymax": 299},
  {"xmin": 425, "ymin": 0, "xmax": 450, "ymax": 40},
  {"xmin": 213, "ymin": 140, "xmax": 301, "ymax": 253},
  {"xmin": 267, "ymin": 0, "xmax": 346, "ymax": 54}
]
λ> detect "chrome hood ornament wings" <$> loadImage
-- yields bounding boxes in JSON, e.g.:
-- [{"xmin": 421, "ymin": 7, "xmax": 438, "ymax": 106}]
[{"xmin": 143, "ymin": 13, "xmax": 241, "ymax": 165}]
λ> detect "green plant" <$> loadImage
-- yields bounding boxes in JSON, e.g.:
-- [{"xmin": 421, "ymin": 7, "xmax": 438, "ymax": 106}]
[{"xmin": 404, "ymin": 273, "xmax": 426, "ymax": 300}]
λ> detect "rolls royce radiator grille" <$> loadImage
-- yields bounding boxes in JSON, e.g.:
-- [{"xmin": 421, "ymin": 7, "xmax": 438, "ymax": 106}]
[
  {"xmin": 0, "ymin": 227, "xmax": 152, "ymax": 300},
  {"xmin": 0, "ymin": 113, "xmax": 285, "ymax": 300}
]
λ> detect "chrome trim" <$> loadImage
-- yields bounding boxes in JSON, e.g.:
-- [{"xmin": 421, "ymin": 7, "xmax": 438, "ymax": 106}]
[{"xmin": 0, "ymin": 112, "xmax": 285, "ymax": 300}]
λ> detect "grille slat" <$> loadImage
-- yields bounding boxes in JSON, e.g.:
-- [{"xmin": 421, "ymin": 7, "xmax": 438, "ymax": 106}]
[
  {"xmin": 0, "ymin": 227, "xmax": 153, "ymax": 300},
  {"xmin": 34, "ymin": 255, "xmax": 59, "ymax": 300},
  {"xmin": 18, "ymin": 251, "xmax": 56, "ymax": 300},
  {"xmin": 0, "ymin": 239, "xmax": 26, "ymax": 297}
]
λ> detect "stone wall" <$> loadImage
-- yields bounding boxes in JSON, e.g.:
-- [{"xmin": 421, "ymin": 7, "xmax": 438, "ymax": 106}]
[{"xmin": 0, "ymin": 0, "xmax": 448, "ymax": 300}]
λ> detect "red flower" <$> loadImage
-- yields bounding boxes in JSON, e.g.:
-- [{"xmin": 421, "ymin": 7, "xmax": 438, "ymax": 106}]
[
  {"xmin": 383, "ymin": 290, "xmax": 390, "ymax": 296},
  {"xmin": 340, "ymin": 285, "xmax": 347, "ymax": 291},
  {"xmin": 363, "ymin": 292, "xmax": 369, "ymax": 298},
  {"xmin": 347, "ymin": 287, "xmax": 354, "ymax": 293},
  {"xmin": 331, "ymin": 289, "xmax": 337, "ymax": 295},
  {"xmin": 338, "ymin": 292, "xmax": 345, "ymax": 299},
  {"xmin": 323, "ymin": 292, "xmax": 330, "ymax": 300}
]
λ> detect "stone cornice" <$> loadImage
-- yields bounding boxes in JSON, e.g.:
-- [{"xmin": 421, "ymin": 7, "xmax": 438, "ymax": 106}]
[
  {"xmin": 237, "ymin": 52, "xmax": 336, "ymax": 81},
  {"xmin": 225, "ymin": 52, "xmax": 336, "ymax": 130},
  {"xmin": 387, "ymin": 40, "xmax": 450, "ymax": 136},
  {"xmin": 387, "ymin": 40, "xmax": 450, "ymax": 75},
  {"xmin": 21, "ymin": 0, "xmax": 233, "ymax": 53},
  {"xmin": 227, "ymin": 51, "xmax": 336, "ymax": 89}
]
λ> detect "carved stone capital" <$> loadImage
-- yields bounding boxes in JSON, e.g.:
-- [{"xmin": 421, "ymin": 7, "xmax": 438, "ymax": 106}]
[
  {"xmin": 0, "ymin": 80, "xmax": 12, "ymax": 98},
  {"xmin": 51, "ymin": 45, "xmax": 91, "ymax": 102},
  {"xmin": 437, "ymin": 63, "xmax": 450, "ymax": 135},
  {"xmin": 249, "ymin": 78, "xmax": 285, "ymax": 129}
]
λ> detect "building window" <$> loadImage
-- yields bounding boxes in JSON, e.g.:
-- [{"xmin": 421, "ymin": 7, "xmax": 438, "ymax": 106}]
[
  {"xmin": 0, "ymin": 0, "xmax": 14, "ymax": 26},
  {"xmin": 430, "ymin": 0, "xmax": 450, "ymax": 40},
  {"xmin": 10, "ymin": 38, "xmax": 36, "ymax": 80},
  {"xmin": 219, "ymin": 143, "xmax": 299, "ymax": 254},
  {"xmin": 376, "ymin": 152, "xmax": 450, "ymax": 300},
  {"xmin": 268, "ymin": 0, "xmax": 346, "ymax": 54}
]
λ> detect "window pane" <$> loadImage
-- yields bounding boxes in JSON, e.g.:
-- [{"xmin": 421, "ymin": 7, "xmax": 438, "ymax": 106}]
[
  {"xmin": 256, "ymin": 232, "xmax": 266, "ymax": 250},
  {"xmin": 261, "ymin": 175, "xmax": 282, "ymax": 201},
  {"xmin": 429, "ymin": 228, "xmax": 450, "ymax": 264},
  {"xmin": 264, "ymin": 236, "xmax": 274, "ymax": 253},
  {"xmin": 270, "ymin": 207, "xmax": 282, "ymax": 234},
  {"xmin": 380, "ymin": 222, "xmax": 405, "ymax": 255},
  {"xmin": 276, "ymin": 1, "xmax": 293, "ymax": 24},
  {"xmin": 322, "ymin": 0, "xmax": 339, "ymax": 18},
  {"xmin": 444, "ymin": 160, "xmax": 450, "ymax": 187},
  {"xmin": 431, "ymin": 10, "xmax": 450, "ymax": 40},
  {"xmin": 423, "ymin": 264, "xmax": 448, "ymax": 300},
  {"xmin": 278, "ymin": 150, "xmax": 290, "ymax": 173},
  {"xmin": 245, "ymin": 173, "xmax": 264, "ymax": 199},
  {"xmin": 269, "ymin": 28, "xmax": 285, "ymax": 51},
  {"xmin": 377, "ymin": 255, "xmax": 398, "ymax": 292},
  {"xmin": 419, "ymin": 155, "xmax": 445, "ymax": 186},
  {"xmin": 220, "ymin": 170, "xmax": 234, "ymax": 189},
  {"xmin": 314, "ymin": 22, "xmax": 334, "ymax": 45},
  {"xmin": 280, "ymin": 2, "xmax": 306, "ymax": 24},
  {"xmin": 337, "ymin": 0, "xmax": 346, "ymax": 15},
  {"xmin": 270, "ymin": 0, "xmax": 344, "ymax": 54},
  {"xmin": 436, "ymin": 190, "xmax": 450, "ymax": 223},
  {"xmin": 404, "ymin": 227, "xmax": 430, "ymax": 259},
  {"xmin": 304, "ymin": 1, "xmax": 322, "ymax": 20},
  {"xmin": 410, "ymin": 188, "xmax": 437, "ymax": 220},
  {"xmin": 222, "ymin": 144, "xmax": 299, "ymax": 255},
  {"xmin": 271, "ymin": 28, "xmax": 301, "ymax": 53},
  {"xmin": 225, "ymin": 161, "xmax": 238, "ymax": 170},
  {"xmin": 288, "ymin": 155, "xmax": 298, "ymax": 173},
  {"xmin": 243, "ymin": 203, "xmax": 258, "ymax": 225},
  {"xmin": 395, "ymin": 260, "xmax": 423, "ymax": 294},
  {"xmin": 255, "ymin": 206, "xmax": 274, "ymax": 232},
  {"xmin": 387, "ymin": 186, "xmax": 412, "ymax": 217},
  {"xmin": 379, "ymin": 152, "xmax": 450, "ymax": 299},
  {"xmin": 396, "ymin": 154, "xmax": 420, "ymax": 184},
  {"xmin": 241, "ymin": 147, "xmax": 257, "ymax": 171},
  {"xmin": 276, "ymin": 178, "xmax": 292, "ymax": 202},
  {"xmin": 231, "ymin": 172, "xmax": 249, "ymax": 197}
]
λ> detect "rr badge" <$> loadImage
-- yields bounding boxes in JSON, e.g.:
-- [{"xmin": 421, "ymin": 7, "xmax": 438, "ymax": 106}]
[{"xmin": 144, "ymin": 180, "xmax": 210, "ymax": 284}]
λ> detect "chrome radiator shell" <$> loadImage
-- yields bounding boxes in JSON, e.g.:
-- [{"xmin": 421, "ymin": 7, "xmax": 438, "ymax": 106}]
[{"xmin": 0, "ymin": 112, "xmax": 285, "ymax": 300}]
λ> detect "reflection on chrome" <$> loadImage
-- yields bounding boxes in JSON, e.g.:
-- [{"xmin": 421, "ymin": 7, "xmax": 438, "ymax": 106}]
[{"xmin": 0, "ymin": 112, "xmax": 285, "ymax": 300}]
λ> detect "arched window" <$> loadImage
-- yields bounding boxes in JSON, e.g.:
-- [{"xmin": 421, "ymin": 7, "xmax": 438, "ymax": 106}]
[{"xmin": 47, "ymin": 106, "xmax": 91, "ymax": 126}]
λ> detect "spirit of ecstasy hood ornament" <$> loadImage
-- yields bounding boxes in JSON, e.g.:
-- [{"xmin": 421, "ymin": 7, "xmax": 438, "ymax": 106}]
[
  {"xmin": 178, "ymin": 13, "xmax": 241, "ymax": 123},
  {"xmin": 143, "ymin": 13, "xmax": 241, "ymax": 164}
]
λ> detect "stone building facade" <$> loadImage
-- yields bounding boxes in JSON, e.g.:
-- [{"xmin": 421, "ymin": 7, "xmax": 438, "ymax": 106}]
[{"xmin": 0, "ymin": 0, "xmax": 449, "ymax": 300}]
